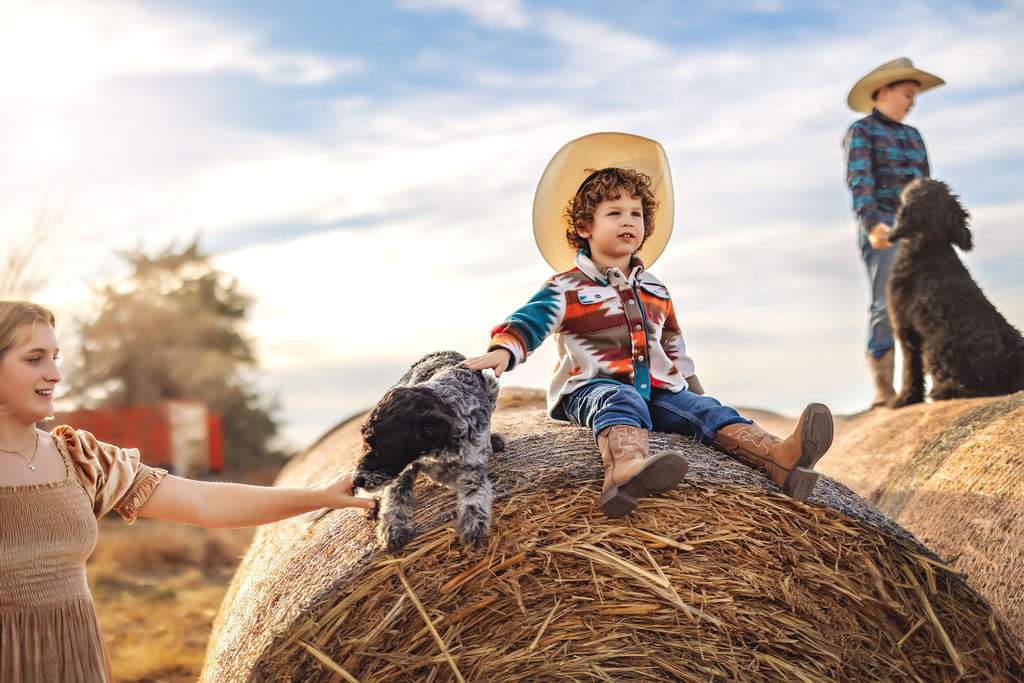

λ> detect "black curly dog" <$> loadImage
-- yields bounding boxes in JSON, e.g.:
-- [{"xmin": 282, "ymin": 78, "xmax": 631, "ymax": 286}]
[
  {"xmin": 352, "ymin": 351, "xmax": 505, "ymax": 552},
  {"xmin": 887, "ymin": 178, "xmax": 1024, "ymax": 407}
]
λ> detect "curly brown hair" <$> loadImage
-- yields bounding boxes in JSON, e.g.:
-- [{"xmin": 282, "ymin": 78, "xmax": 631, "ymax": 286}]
[{"xmin": 565, "ymin": 167, "xmax": 658, "ymax": 255}]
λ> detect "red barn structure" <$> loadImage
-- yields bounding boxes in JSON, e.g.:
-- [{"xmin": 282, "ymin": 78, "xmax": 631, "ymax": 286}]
[{"xmin": 50, "ymin": 401, "xmax": 223, "ymax": 477}]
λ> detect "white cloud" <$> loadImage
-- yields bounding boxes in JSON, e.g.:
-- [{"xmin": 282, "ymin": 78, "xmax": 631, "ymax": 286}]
[{"xmin": 398, "ymin": 0, "xmax": 529, "ymax": 30}]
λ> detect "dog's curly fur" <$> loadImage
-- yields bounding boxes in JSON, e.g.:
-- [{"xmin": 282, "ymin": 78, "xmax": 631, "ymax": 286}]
[
  {"xmin": 887, "ymin": 178, "xmax": 1024, "ymax": 407},
  {"xmin": 352, "ymin": 350, "xmax": 504, "ymax": 552}
]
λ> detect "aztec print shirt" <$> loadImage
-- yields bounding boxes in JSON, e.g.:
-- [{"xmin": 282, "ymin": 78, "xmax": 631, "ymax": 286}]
[
  {"xmin": 488, "ymin": 251, "xmax": 696, "ymax": 418},
  {"xmin": 843, "ymin": 108, "xmax": 930, "ymax": 233}
]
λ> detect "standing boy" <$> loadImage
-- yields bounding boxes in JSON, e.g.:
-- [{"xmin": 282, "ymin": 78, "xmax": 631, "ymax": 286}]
[
  {"xmin": 464, "ymin": 132, "xmax": 834, "ymax": 518},
  {"xmin": 844, "ymin": 58, "xmax": 945, "ymax": 408}
]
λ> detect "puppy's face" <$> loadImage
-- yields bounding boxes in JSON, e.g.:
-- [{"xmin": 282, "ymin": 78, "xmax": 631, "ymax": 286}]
[
  {"xmin": 892, "ymin": 178, "xmax": 972, "ymax": 251},
  {"xmin": 353, "ymin": 386, "xmax": 457, "ymax": 491}
]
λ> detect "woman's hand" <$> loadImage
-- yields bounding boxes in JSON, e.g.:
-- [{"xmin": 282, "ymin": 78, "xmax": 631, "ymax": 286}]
[
  {"xmin": 462, "ymin": 348, "xmax": 512, "ymax": 377},
  {"xmin": 316, "ymin": 470, "xmax": 376, "ymax": 510}
]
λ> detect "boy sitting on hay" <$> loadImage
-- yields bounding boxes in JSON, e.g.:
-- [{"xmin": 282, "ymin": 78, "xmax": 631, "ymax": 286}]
[{"xmin": 464, "ymin": 132, "xmax": 834, "ymax": 517}]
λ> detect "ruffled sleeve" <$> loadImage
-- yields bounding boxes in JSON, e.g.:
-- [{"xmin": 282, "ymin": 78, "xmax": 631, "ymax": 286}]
[{"xmin": 52, "ymin": 425, "xmax": 168, "ymax": 524}]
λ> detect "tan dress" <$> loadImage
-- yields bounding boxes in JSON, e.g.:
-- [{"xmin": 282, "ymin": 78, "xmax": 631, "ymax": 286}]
[{"xmin": 0, "ymin": 426, "xmax": 167, "ymax": 682}]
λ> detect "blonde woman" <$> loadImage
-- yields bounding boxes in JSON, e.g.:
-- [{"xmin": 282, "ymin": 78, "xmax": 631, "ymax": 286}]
[{"xmin": 0, "ymin": 299, "xmax": 373, "ymax": 682}]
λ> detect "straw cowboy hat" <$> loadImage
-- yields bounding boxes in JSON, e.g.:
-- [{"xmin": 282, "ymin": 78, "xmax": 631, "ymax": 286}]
[
  {"xmin": 533, "ymin": 132, "xmax": 674, "ymax": 272},
  {"xmin": 847, "ymin": 57, "xmax": 945, "ymax": 114}
]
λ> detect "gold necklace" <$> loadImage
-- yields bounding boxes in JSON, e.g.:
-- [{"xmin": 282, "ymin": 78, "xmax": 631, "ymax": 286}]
[{"xmin": 0, "ymin": 431, "xmax": 39, "ymax": 471}]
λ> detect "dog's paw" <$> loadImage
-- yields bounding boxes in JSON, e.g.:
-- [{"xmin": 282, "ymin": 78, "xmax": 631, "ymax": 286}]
[
  {"xmin": 352, "ymin": 469, "xmax": 394, "ymax": 492},
  {"xmin": 379, "ymin": 522, "xmax": 413, "ymax": 553},
  {"xmin": 888, "ymin": 393, "xmax": 922, "ymax": 409},
  {"xmin": 490, "ymin": 432, "xmax": 507, "ymax": 452},
  {"xmin": 457, "ymin": 515, "xmax": 490, "ymax": 548},
  {"xmin": 929, "ymin": 384, "xmax": 973, "ymax": 401},
  {"xmin": 362, "ymin": 497, "xmax": 381, "ymax": 520}
]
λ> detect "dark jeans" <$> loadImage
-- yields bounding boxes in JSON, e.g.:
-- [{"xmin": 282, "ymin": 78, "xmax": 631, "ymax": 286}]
[{"xmin": 560, "ymin": 381, "xmax": 750, "ymax": 446}]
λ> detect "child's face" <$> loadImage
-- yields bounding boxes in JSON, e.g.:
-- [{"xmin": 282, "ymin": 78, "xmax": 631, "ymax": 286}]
[
  {"xmin": 576, "ymin": 191, "xmax": 645, "ymax": 269},
  {"xmin": 875, "ymin": 81, "xmax": 920, "ymax": 122},
  {"xmin": 0, "ymin": 322, "xmax": 62, "ymax": 424}
]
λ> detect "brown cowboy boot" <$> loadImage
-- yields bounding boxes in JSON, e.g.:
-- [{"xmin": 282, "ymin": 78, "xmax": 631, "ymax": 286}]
[
  {"xmin": 868, "ymin": 350, "xmax": 896, "ymax": 409},
  {"xmin": 598, "ymin": 425, "xmax": 688, "ymax": 518},
  {"xmin": 713, "ymin": 403, "xmax": 834, "ymax": 501}
]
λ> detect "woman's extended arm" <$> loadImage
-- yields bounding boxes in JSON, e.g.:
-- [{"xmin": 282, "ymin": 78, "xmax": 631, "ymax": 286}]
[{"xmin": 136, "ymin": 471, "xmax": 375, "ymax": 528}]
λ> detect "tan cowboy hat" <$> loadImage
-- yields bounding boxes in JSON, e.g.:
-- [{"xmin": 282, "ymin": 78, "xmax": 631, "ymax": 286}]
[
  {"xmin": 533, "ymin": 132, "xmax": 674, "ymax": 272},
  {"xmin": 847, "ymin": 57, "xmax": 945, "ymax": 114}
]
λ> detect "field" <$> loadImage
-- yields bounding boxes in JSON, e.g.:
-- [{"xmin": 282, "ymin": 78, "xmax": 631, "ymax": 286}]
[{"xmin": 87, "ymin": 517, "xmax": 254, "ymax": 682}]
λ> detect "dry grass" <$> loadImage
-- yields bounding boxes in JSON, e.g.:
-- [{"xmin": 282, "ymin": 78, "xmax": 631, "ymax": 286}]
[
  {"xmin": 87, "ymin": 517, "xmax": 254, "ymax": 682},
  {"xmin": 253, "ymin": 484, "xmax": 1021, "ymax": 681}
]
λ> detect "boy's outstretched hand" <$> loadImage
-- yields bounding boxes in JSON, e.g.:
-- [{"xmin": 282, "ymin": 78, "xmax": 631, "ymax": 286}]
[{"xmin": 462, "ymin": 349, "xmax": 512, "ymax": 377}]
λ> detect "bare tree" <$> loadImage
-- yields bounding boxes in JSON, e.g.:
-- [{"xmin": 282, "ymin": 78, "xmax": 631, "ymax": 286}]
[{"xmin": 1, "ymin": 209, "xmax": 59, "ymax": 298}]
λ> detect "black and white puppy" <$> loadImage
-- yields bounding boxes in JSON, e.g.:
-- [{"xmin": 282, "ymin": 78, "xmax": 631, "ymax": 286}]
[
  {"xmin": 888, "ymin": 178, "xmax": 1024, "ymax": 406},
  {"xmin": 352, "ymin": 350, "xmax": 504, "ymax": 552}
]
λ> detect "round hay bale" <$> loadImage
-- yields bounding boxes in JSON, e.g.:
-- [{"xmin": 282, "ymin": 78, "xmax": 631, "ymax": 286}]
[
  {"xmin": 202, "ymin": 391, "xmax": 1023, "ymax": 682},
  {"xmin": 818, "ymin": 390, "xmax": 1024, "ymax": 638}
]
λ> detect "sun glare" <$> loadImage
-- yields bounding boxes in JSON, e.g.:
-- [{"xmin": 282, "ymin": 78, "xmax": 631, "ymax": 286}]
[{"xmin": 2, "ymin": 11, "xmax": 97, "ymax": 102}]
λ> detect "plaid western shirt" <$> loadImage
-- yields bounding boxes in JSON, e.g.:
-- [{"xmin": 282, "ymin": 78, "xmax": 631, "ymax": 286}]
[
  {"xmin": 488, "ymin": 251, "xmax": 696, "ymax": 417},
  {"xmin": 844, "ymin": 108, "xmax": 930, "ymax": 232}
]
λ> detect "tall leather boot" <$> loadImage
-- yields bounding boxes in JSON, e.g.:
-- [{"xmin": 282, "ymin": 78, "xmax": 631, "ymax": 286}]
[
  {"xmin": 598, "ymin": 425, "xmax": 688, "ymax": 518},
  {"xmin": 713, "ymin": 403, "xmax": 833, "ymax": 501},
  {"xmin": 868, "ymin": 349, "xmax": 896, "ymax": 409}
]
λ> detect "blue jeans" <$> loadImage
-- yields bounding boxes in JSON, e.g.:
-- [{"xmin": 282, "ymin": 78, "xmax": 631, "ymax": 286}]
[
  {"xmin": 559, "ymin": 382, "xmax": 750, "ymax": 446},
  {"xmin": 859, "ymin": 227, "xmax": 900, "ymax": 358}
]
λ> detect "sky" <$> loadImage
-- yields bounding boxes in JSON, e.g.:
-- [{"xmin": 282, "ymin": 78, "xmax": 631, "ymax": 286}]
[{"xmin": 2, "ymin": 0, "xmax": 1023, "ymax": 450}]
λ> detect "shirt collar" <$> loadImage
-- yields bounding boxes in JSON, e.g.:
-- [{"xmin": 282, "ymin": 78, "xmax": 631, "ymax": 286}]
[
  {"xmin": 870, "ymin": 107, "xmax": 901, "ymax": 126},
  {"xmin": 573, "ymin": 250, "xmax": 646, "ymax": 286}
]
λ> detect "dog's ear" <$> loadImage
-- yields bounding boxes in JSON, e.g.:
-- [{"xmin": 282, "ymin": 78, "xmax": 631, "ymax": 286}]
[
  {"xmin": 417, "ymin": 409, "xmax": 456, "ymax": 448},
  {"xmin": 942, "ymin": 184, "xmax": 973, "ymax": 252},
  {"xmin": 400, "ymin": 386, "xmax": 458, "ymax": 450},
  {"xmin": 358, "ymin": 387, "xmax": 437, "ymax": 479},
  {"xmin": 890, "ymin": 209, "xmax": 913, "ymax": 242}
]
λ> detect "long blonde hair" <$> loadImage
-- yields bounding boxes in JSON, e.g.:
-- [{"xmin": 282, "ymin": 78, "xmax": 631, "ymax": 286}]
[{"xmin": 0, "ymin": 300, "xmax": 56, "ymax": 363}]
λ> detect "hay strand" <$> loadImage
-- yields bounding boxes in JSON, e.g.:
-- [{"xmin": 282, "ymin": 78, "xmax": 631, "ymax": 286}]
[
  {"xmin": 297, "ymin": 640, "xmax": 358, "ymax": 682},
  {"xmin": 527, "ymin": 598, "xmax": 560, "ymax": 651},
  {"xmin": 396, "ymin": 566, "xmax": 465, "ymax": 683},
  {"xmin": 902, "ymin": 562, "xmax": 964, "ymax": 676}
]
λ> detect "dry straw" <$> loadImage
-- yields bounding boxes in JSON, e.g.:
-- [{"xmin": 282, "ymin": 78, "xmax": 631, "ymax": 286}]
[{"xmin": 203, "ymin": 393, "xmax": 1023, "ymax": 682}]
